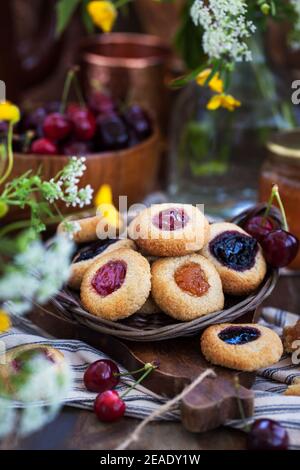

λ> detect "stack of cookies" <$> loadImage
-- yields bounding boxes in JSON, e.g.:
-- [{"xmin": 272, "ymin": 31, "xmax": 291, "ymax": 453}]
[
  {"xmin": 58, "ymin": 203, "xmax": 284, "ymax": 372},
  {"xmin": 62, "ymin": 203, "xmax": 268, "ymax": 322}
]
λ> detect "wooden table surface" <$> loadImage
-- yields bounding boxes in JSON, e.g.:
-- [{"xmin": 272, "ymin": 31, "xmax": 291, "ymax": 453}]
[{"xmin": 1, "ymin": 274, "xmax": 299, "ymax": 450}]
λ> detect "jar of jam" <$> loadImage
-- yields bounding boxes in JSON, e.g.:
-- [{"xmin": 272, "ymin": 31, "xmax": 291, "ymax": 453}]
[{"xmin": 259, "ymin": 130, "xmax": 300, "ymax": 269}]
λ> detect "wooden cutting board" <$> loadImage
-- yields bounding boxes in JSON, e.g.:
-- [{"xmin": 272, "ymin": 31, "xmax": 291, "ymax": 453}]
[{"xmin": 30, "ymin": 305, "xmax": 255, "ymax": 433}]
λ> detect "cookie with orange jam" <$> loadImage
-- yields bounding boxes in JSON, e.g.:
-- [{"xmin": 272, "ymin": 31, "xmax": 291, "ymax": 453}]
[
  {"xmin": 201, "ymin": 222, "xmax": 267, "ymax": 296},
  {"xmin": 80, "ymin": 248, "xmax": 151, "ymax": 320},
  {"xmin": 151, "ymin": 254, "xmax": 224, "ymax": 321},
  {"xmin": 128, "ymin": 203, "xmax": 210, "ymax": 257}
]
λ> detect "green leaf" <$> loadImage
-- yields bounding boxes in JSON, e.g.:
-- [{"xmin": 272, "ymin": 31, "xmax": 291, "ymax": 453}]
[
  {"xmin": 170, "ymin": 64, "xmax": 206, "ymax": 88},
  {"xmin": 81, "ymin": 0, "xmax": 95, "ymax": 33},
  {"xmin": 55, "ymin": 0, "xmax": 81, "ymax": 37}
]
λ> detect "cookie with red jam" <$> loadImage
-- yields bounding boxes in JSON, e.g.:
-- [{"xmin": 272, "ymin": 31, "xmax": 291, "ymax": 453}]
[
  {"xmin": 201, "ymin": 222, "xmax": 267, "ymax": 296},
  {"xmin": 68, "ymin": 238, "xmax": 136, "ymax": 290},
  {"xmin": 151, "ymin": 254, "xmax": 224, "ymax": 321},
  {"xmin": 128, "ymin": 203, "xmax": 210, "ymax": 257},
  {"xmin": 80, "ymin": 248, "xmax": 151, "ymax": 320},
  {"xmin": 201, "ymin": 323, "xmax": 283, "ymax": 371}
]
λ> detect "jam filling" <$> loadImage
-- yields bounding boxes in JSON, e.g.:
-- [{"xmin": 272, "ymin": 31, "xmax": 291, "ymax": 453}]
[
  {"xmin": 174, "ymin": 262, "xmax": 210, "ymax": 297},
  {"xmin": 92, "ymin": 260, "xmax": 127, "ymax": 297},
  {"xmin": 218, "ymin": 326, "xmax": 261, "ymax": 345},
  {"xmin": 152, "ymin": 208, "xmax": 189, "ymax": 231},
  {"xmin": 209, "ymin": 230, "xmax": 258, "ymax": 271},
  {"xmin": 73, "ymin": 239, "xmax": 119, "ymax": 263}
]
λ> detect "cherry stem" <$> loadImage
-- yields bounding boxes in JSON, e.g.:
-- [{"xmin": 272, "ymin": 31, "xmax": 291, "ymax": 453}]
[
  {"xmin": 263, "ymin": 184, "xmax": 288, "ymax": 231},
  {"xmin": 272, "ymin": 184, "xmax": 289, "ymax": 231},
  {"xmin": 114, "ymin": 365, "xmax": 150, "ymax": 377},
  {"xmin": 234, "ymin": 376, "xmax": 250, "ymax": 433},
  {"xmin": 60, "ymin": 66, "xmax": 85, "ymax": 114},
  {"xmin": 120, "ymin": 363, "xmax": 157, "ymax": 399}
]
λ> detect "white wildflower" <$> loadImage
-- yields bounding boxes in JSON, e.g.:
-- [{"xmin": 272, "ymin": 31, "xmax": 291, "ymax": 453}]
[
  {"xmin": 190, "ymin": 0, "xmax": 256, "ymax": 62},
  {"xmin": 44, "ymin": 157, "xmax": 93, "ymax": 209},
  {"xmin": 0, "ymin": 236, "xmax": 73, "ymax": 315}
]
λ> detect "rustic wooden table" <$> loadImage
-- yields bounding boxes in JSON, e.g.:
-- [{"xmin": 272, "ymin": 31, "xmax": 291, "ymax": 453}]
[{"xmin": 1, "ymin": 275, "xmax": 299, "ymax": 450}]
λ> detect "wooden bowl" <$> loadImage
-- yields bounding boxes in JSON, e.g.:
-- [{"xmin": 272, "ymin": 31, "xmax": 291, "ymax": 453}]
[{"xmin": 6, "ymin": 127, "xmax": 161, "ymax": 217}]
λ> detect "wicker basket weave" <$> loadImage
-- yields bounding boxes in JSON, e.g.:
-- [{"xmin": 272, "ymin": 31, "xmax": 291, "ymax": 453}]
[
  {"xmin": 50, "ymin": 204, "xmax": 280, "ymax": 342},
  {"xmin": 51, "ymin": 269, "xmax": 278, "ymax": 342}
]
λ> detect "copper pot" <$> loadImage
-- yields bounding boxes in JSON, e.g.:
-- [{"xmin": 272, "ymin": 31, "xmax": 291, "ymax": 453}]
[{"xmin": 79, "ymin": 33, "xmax": 171, "ymax": 131}]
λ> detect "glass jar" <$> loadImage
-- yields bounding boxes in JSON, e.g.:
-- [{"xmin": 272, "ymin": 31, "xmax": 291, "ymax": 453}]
[
  {"xmin": 259, "ymin": 130, "xmax": 300, "ymax": 270},
  {"xmin": 168, "ymin": 33, "xmax": 296, "ymax": 218}
]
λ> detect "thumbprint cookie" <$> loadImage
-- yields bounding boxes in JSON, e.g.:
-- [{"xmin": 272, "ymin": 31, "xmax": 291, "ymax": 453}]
[
  {"xmin": 57, "ymin": 214, "xmax": 104, "ymax": 244},
  {"xmin": 128, "ymin": 203, "xmax": 210, "ymax": 257},
  {"xmin": 151, "ymin": 254, "xmax": 224, "ymax": 321},
  {"xmin": 201, "ymin": 222, "xmax": 267, "ymax": 296},
  {"xmin": 68, "ymin": 238, "xmax": 136, "ymax": 290},
  {"xmin": 80, "ymin": 248, "xmax": 151, "ymax": 320},
  {"xmin": 201, "ymin": 323, "xmax": 283, "ymax": 371}
]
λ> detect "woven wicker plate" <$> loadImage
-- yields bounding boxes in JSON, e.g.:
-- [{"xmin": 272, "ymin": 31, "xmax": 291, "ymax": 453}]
[
  {"xmin": 50, "ymin": 204, "xmax": 281, "ymax": 342},
  {"xmin": 51, "ymin": 269, "xmax": 278, "ymax": 342}
]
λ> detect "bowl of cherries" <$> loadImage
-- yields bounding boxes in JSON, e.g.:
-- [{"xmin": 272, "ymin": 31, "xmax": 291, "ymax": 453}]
[{"xmin": 8, "ymin": 72, "xmax": 161, "ymax": 212}]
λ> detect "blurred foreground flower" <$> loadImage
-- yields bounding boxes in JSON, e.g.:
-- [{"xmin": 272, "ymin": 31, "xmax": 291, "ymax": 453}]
[
  {"xmin": 0, "ymin": 345, "xmax": 72, "ymax": 437},
  {"xmin": 196, "ymin": 69, "xmax": 224, "ymax": 94},
  {"xmin": 0, "ymin": 101, "xmax": 20, "ymax": 123},
  {"xmin": 87, "ymin": 1, "xmax": 117, "ymax": 32},
  {"xmin": 207, "ymin": 94, "xmax": 241, "ymax": 112},
  {"xmin": 0, "ymin": 235, "xmax": 73, "ymax": 316}
]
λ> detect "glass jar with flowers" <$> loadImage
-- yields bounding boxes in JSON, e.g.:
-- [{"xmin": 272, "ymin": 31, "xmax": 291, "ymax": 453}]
[{"xmin": 168, "ymin": 0, "xmax": 300, "ymax": 217}]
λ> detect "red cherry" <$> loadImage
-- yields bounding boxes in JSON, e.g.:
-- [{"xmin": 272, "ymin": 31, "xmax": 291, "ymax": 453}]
[
  {"xmin": 31, "ymin": 138, "xmax": 57, "ymax": 155},
  {"xmin": 68, "ymin": 107, "xmax": 96, "ymax": 141},
  {"xmin": 84, "ymin": 359, "xmax": 120, "ymax": 393},
  {"xmin": 43, "ymin": 112, "xmax": 72, "ymax": 140},
  {"xmin": 260, "ymin": 229, "xmax": 299, "ymax": 268},
  {"xmin": 94, "ymin": 390, "xmax": 126, "ymax": 422},
  {"xmin": 247, "ymin": 419, "xmax": 289, "ymax": 450},
  {"xmin": 243, "ymin": 215, "xmax": 277, "ymax": 242}
]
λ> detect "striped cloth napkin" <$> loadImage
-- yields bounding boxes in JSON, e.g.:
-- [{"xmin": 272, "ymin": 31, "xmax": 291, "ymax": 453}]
[{"xmin": 1, "ymin": 307, "xmax": 300, "ymax": 449}]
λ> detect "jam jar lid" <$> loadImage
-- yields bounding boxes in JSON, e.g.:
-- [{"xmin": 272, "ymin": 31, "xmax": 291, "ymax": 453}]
[{"xmin": 267, "ymin": 130, "xmax": 300, "ymax": 161}]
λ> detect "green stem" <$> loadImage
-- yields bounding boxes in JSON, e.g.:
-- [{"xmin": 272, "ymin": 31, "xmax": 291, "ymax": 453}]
[
  {"xmin": 0, "ymin": 122, "xmax": 14, "ymax": 187},
  {"xmin": 72, "ymin": 72, "xmax": 85, "ymax": 108},
  {"xmin": 60, "ymin": 68, "xmax": 77, "ymax": 114},
  {"xmin": 114, "ymin": 365, "xmax": 150, "ymax": 377},
  {"xmin": 0, "ymin": 219, "xmax": 32, "ymax": 238},
  {"xmin": 120, "ymin": 364, "xmax": 156, "ymax": 399},
  {"xmin": 273, "ymin": 184, "xmax": 288, "ymax": 231}
]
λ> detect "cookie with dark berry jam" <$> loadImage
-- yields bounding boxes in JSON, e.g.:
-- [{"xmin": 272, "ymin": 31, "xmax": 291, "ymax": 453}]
[
  {"xmin": 201, "ymin": 222, "xmax": 267, "ymax": 296},
  {"xmin": 201, "ymin": 323, "xmax": 283, "ymax": 371}
]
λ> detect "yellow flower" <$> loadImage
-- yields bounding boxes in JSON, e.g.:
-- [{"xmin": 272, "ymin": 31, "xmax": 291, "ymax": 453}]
[
  {"xmin": 196, "ymin": 69, "xmax": 224, "ymax": 94},
  {"xmin": 0, "ymin": 310, "xmax": 11, "ymax": 333},
  {"xmin": 94, "ymin": 183, "xmax": 113, "ymax": 207},
  {"xmin": 207, "ymin": 94, "xmax": 241, "ymax": 112},
  {"xmin": 87, "ymin": 1, "xmax": 117, "ymax": 33},
  {"xmin": 0, "ymin": 101, "xmax": 20, "ymax": 123},
  {"xmin": 94, "ymin": 184, "xmax": 122, "ymax": 230}
]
